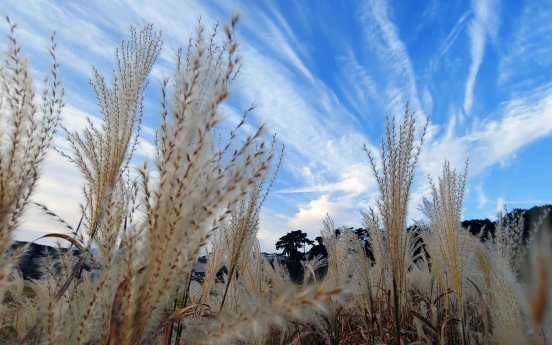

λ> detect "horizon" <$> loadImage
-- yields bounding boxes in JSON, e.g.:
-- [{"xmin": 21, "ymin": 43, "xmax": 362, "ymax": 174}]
[
  {"xmin": 4, "ymin": 0, "xmax": 552, "ymax": 253},
  {"xmin": 13, "ymin": 203, "xmax": 551, "ymax": 255}
]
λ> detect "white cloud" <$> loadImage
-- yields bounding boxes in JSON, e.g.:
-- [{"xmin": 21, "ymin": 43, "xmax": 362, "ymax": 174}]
[
  {"xmin": 361, "ymin": 0, "xmax": 423, "ymax": 114},
  {"xmin": 498, "ymin": 2, "xmax": 552, "ymax": 87},
  {"xmin": 432, "ymin": 11, "xmax": 470, "ymax": 70},
  {"xmin": 464, "ymin": 0, "xmax": 500, "ymax": 114},
  {"xmin": 235, "ymin": 39, "xmax": 372, "ymax": 185},
  {"xmin": 7, "ymin": 0, "xmax": 552, "ymax": 255},
  {"xmin": 337, "ymin": 51, "xmax": 380, "ymax": 117},
  {"xmin": 247, "ymin": 12, "xmax": 314, "ymax": 83},
  {"xmin": 288, "ymin": 194, "xmax": 362, "ymax": 239},
  {"xmin": 496, "ymin": 196, "xmax": 506, "ymax": 213},
  {"xmin": 475, "ymin": 184, "xmax": 488, "ymax": 209},
  {"xmin": 135, "ymin": 139, "xmax": 156, "ymax": 159},
  {"xmin": 421, "ymin": 83, "xmax": 552, "ymax": 178},
  {"xmin": 278, "ymin": 162, "xmax": 375, "ymax": 196}
]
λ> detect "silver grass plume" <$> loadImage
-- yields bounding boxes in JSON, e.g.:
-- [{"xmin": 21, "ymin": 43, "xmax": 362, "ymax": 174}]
[
  {"xmin": 0, "ymin": 18, "xmax": 63, "ymax": 288},
  {"xmin": 364, "ymin": 103, "xmax": 427, "ymax": 340},
  {"xmin": 419, "ymin": 160, "xmax": 475, "ymax": 342}
]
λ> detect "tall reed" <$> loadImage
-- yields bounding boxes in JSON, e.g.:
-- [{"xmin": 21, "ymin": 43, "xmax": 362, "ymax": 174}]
[
  {"xmin": 2, "ymin": 13, "xmax": 551, "ymax": 345},
  {"xmin": 419, "ymin": 160, "xmax": 476, "ymax": 343},
  {"xmin": 364, "ymin": 103, "xmax": 427, "ymax": 343},
  {"xmin": 0, "ymin": 16, "xmax": 340, "ymax": 345},
  {"xmin": 0, "ymin": 16, "xmax": 63, "ymax": 311}
]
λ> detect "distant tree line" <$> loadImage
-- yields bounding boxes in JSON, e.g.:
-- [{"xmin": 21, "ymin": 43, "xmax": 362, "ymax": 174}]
[
  {"xmin": 11, "ymin": 241, "xmax": 83, "ymax": 280},
  {"xmin": 275, "ymin": 204, "xmax": 552, "ymax": 282},
  {"xmin": 9, "ymin": 205, "xmax": 552, "ymax": 283}
]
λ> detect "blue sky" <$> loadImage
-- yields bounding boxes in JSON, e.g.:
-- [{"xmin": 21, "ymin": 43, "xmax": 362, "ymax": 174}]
[{"xmin": 3, "ymin": 0, "xmax": 552, "ymax": 252}]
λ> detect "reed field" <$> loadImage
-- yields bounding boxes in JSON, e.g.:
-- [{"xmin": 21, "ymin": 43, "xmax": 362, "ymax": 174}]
[{"xmin": 0, "ymin": 15, "xmax": 550, "ymax": 345}]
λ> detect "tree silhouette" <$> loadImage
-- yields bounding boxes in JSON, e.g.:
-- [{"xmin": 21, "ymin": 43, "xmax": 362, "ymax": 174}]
[
  {"xmin": 276, "ymin": 230, "xmax": 313, "ymax": 256},
  {"xmin": 276, "ymin": 230, "xmax": 313, "ymax": 282},
  {"xmin": 309, "ymin": 236, "xmax": 328, "ymax": 259}
]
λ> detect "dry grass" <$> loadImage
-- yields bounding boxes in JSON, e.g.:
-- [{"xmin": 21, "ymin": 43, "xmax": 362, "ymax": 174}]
[
  {"xmin": 0, "ymin": 16, "xmax": 339, "ymax": 345},
  {"xmin": 0, "ymin": 14, "xmax": 550, "ymax": 345}
]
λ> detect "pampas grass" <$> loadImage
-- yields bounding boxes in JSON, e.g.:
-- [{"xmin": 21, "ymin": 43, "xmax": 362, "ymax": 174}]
[
  {"xmin": 0, "ymin": 16, "xmax": 340, "ymax": 345},
  {"xmin": 364, "ymin": 104, "xmax": 428, "ymax": 343},
  {"xmin": 300, "ymin": 104, "xmax": 550, "ymax": 345},
  {"xmin": 419, "ymin": 160, "xmax": 476, "ymax": 343},
  {"xmin": 0, "ymin": 17, "xmax": 63, "ymax": 290},
  {"xmin": 1, "ymin": 13, "xmax": 551, "ymax": 345}
]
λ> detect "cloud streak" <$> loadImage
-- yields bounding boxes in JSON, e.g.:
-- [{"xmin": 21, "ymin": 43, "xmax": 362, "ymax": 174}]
[
  {"xmin": 464, "ymin": 0, "xmax": 499, "ymax": 114},
  {"xmin": 422, "ymin": 83, "xmax": 552, "ymax": 180},
  {"xmin": 361, "ymin": 0, "xmax": 423, "ymax": 114},
  {"xmin": 5, "ymin": 0, "xmax": 552, "ymax": 253}
]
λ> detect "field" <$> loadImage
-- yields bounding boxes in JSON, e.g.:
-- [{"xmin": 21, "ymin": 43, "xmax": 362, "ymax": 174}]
[{"xmin": 0, "ymin": 15, "xmax": 550, "ymax": 345}]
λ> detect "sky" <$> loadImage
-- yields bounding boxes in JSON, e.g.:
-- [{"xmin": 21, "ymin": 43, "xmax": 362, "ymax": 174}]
[{"xmin": 2, "ymin": 0, "xmax": 552, "ymax": 253}]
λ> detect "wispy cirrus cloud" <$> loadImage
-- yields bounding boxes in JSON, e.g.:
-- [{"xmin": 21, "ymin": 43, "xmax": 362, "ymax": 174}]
[
  {"xmin": 243, "ymin": 9, "xmax": 314, "ymax": 83},
  {"xmin": 232, "ymin": 43, "xmax": 377, "ymax": 249},
  {"xmin": 360, "ymin": 0, "xmax": 422, "ymax": 114},
  {"xmin": 5, "ymin": 0, "xmax": 552, "ymax": 253},
  {"xmin": 464, "ymin": 0, "xmax": 500, "ymax": 114},
  {"xmin": 336, "ymin": 50, "xmax": 380, "ymax": 118},
  {"xmin": 421, "ymin": 83, "xmax": 552, "ymax": 180},
  {"xmin": 431, "ymin": 11, "xmax": 470, "ymax": 72},
  {"xmin": 475, "ymin": 184, "xmax": 489, "ymax": 209},
  {"xmin": 498, "ymin": 1, "xmax": 552, "ymax": 89},
  {"xmin": 277, "ymin": 162, "xmax": 376, "ymax": 196}
]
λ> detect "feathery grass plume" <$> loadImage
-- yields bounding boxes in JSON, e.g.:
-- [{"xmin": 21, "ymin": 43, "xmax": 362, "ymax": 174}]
[
  {"xmin": 364, "ymin": 103, "xmax": 427, "ymax": 343},
  {"xmin": 520, "ymin": 226, "xmax": 551, "ymax": 344},
  {"xmin": 469, "ymin": 208, "xmax": 550, "ymax": 345},
  {"xmin": 494, "ymin": 206, "xmax": 538, "ymax": 273},
  {"xmin": 262, "ymin": 256, "xmax": 291, "ymax": 295},
  {"xmin": 192, "ymin": 283, "xmax": 341, "ymax": 345},
  {"xmin": 4, "ymin": 270, "xmax": 24, "ymax": 339},
  {"xmin": 322, "ymin": 218, "xmax": 372, "ymax": 307},
  {"xmin": 345, "ymin": 229, "xmax": 373, "ymax": 299},
  {"xmin": 0, "ymin": 17, "xmax": 63, "ymax": 290},
  {"xmin": 469, "ymin": 212, "xmax": 529, "ymax": 344},
  {"xmin": 3, "ymin": 15, "xmax": 283, "ymax": 345},
  {"xmin": 0, "ymin": 14, "xmax": 458, "ymax": 345},
  {"xmin": 0, "ymin": 271, "xmax": 37, "ymax": 343},
  {"xmin": 302, "ymin": 254, "xmax": 327, "ymax": 286},
  {"xmin": 321, "ymin": 215, "xmax": 348, "ymax": 288},
  {"xmin": 319, "ymin": 222, "xmax": 376, "ymax": 343},
  {"xmin": 419, "ymin": 160, "xmax": 476, "ymax": 342},
  {"xmin": 29, "ymin": 24, "xmax": 164, "ymax": 345},
  {"xmin": 413, "ymin": 223, "xmax": 452, "ymax": 342},
  {"xmin": 198, "ymin": 220, "xmax": 229, "ymax": 306},
  {"xmin": 118, "ymin": 15, "xmax": 274, "ymax": 343},
  {"xmin": 240, "ymin": 239, "xmax": 266, "ymax": 296},
  {"xmin": 474, "ymin": 242, "xmax": 530, "ymax": 345},
  {"xmin": 321, "ymin": 225, "xmax": 363, "ymax": 291},
  {"xmin": 219, "ymin": 137, "xmax": 283, "ymax": 311},
  {"xmin": 59, "ymin": 23, "xmax": 161, "ymax": 248},
  {"xmin": 361, "ymin": 207, "xmax": 391, "ymax": 292}
]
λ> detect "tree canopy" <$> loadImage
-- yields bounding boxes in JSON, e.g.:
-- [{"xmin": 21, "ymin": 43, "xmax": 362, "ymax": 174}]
[{"xmin": 276, "ymin": 230, "xmax": 314, "ymax": 256}]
